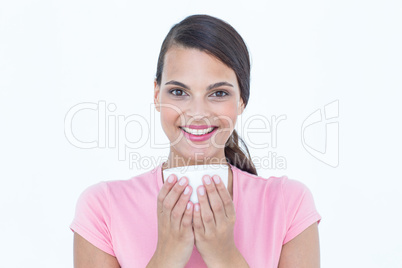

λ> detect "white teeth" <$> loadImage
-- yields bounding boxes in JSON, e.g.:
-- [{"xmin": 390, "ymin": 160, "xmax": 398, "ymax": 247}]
[{"xmin": 181, "ymin": 127, "xmax": 215, "ymax": 135}]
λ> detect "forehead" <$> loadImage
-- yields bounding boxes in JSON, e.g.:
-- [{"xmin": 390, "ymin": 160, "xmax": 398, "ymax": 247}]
[{"xmin": 162, "ymin": 46, "xmax": 238, "ymax": 85}]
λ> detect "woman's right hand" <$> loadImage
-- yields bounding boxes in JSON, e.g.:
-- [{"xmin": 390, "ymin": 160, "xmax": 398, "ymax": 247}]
[{"xmin": 147, "ymin": 174, "xmax": 195, "ymax": 268}]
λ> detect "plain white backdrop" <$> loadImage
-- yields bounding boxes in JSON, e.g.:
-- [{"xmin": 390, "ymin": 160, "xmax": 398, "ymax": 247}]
[{"xmin": 1, "ymin": 0, "xmax": 401, "ymax": 267}]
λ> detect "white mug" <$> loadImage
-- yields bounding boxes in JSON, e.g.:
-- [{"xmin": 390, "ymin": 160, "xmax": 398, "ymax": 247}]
[{"xmin": 162, "ymin": 164, "xmax": 229, "ymax": 204}]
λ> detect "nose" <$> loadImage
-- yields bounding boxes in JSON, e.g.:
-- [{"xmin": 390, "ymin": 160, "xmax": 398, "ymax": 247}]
[{"xmin": 185, "ymin": 97, "xmax": 212, "ymax": 118}]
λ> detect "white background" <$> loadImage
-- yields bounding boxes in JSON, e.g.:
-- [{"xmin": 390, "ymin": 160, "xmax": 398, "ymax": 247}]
[{"xmin": 1, "ymin": 0, "xmax": 401, "ymax": 267}]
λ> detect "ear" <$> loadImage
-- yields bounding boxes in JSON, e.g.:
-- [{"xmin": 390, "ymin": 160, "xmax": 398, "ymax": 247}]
[
  {"xmin": 238, "ymin": 98, "xmax": 245, "ymax": 115},
  {"xmin": 154, "ymin": 79, "xmax": 161, "ymax": 112}
]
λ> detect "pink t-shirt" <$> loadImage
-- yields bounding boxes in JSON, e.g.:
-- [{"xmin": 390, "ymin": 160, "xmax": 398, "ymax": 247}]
[{"xmin": 70, "ymin": 162, "xmax": 321, "ymax": 267}]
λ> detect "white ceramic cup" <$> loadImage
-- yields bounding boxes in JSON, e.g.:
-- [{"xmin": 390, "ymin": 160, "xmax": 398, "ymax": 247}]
[{"xmin": 162, "ymin": 164, "xmax": 229, "ymax": 204}]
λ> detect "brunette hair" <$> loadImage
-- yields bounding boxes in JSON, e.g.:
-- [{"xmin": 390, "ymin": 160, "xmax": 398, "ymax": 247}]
[{"xmin": 155, "ymin": 14, "xmax": 257, "ymax": 176}]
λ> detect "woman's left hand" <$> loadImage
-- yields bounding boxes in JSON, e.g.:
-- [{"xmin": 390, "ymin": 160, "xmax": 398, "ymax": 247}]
[{"xmin": 192, "ymin": 174, "xmax": 239, "ymax": 267}]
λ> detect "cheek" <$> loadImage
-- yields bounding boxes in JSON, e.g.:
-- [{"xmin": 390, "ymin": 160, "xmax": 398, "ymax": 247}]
[
  {"xmin": 161, "ymin": 107, "xmax": 176, "ymax": 120},
  {"xmin": 159, "ymin": 94, "xmax": 182, "ymax": 121},
  {"xmin": 160, "ymin": 104, "xmax": 184, "ymax": 136},
  {"xmin": 161, "ymin": 108, "xmax": 178, "ymax": 126},
  {"xmin": 215, "ymin": 103, "xmax": 238, "ymax": 128}
]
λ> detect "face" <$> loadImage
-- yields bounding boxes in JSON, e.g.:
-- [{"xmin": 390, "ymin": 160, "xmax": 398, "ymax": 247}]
[{"xmin": 154, "ymin": 46, "xmax": 245, "ymax": 166}]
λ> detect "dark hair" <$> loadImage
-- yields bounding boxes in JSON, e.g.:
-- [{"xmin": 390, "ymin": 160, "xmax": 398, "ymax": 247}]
[{"xmin": 155, "ymin": 14, "xmax": 257, "ymax": 176}]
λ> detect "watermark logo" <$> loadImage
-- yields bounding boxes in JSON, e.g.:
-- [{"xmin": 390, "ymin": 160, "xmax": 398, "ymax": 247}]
[
  {"xmin": 64, "ymin": 99, "xmax": 340, "ymax": 169},
  {"xmin": 63, "ymin": 100, "xmax": 288, "ymax": 170},
  {"xmin": 301, "ymin": 100, "xmax": 339, "ymax": 167}
]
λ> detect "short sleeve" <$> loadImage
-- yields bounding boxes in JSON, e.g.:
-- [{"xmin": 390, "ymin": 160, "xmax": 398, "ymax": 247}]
[
  {"xmin": 281, "ymin": 177, "xmax": 322, "ymax": 245},
  {"xmin": 70, "ymin": 181, "xmax": 115, "ymax": 256}
]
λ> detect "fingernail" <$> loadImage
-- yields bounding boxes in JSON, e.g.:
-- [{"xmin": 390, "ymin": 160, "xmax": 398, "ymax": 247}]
[
  {"xmin": 168, "ymin": 175, "xmax": 174, "ymax": 183},
  {"xmin": 184, "ymin": 186, "xmax": 190, "ymax": 195},
  {"xmin": 195, "ymin": 204, "xmax": 200, "ymax": 211},
  {"xmin": 179, "ymin": 177, "xmax": 186, "ymax": 186},
  {"xmin": 187, "ymin": 202, "xmax": 191, "ymax": 210},
  {"xmin": 198, "ymin": 187, "xmax": 205, "ymax": 196},
  {"xmin": 213, "ymin": 175, "xmax": 220, "ymax": 184},
  {"xmin": 204, "ymin": 175, "xmax": 211, "ymax": 185}
]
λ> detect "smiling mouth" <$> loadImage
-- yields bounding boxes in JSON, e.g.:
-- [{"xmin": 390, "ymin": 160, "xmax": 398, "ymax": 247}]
[{"xmin": 179, "ymin": 126, "xmax": 218, "ymax": 135}]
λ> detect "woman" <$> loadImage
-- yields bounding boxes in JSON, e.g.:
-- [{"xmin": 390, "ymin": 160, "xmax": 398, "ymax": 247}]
[{"xmin": 71, "ymin": 14, "xmax": 321, "ymax": 267}]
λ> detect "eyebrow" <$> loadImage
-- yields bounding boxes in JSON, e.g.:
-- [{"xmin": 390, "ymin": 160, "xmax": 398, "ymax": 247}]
[{"xmin": 164, "ymin": 80, "xmax": 234, "ymax": 91}]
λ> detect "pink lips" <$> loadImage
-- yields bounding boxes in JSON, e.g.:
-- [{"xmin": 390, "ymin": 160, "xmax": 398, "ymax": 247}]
[{"xmin": 180, "ymin": 127, "xmax": 218, "ymax": 142}]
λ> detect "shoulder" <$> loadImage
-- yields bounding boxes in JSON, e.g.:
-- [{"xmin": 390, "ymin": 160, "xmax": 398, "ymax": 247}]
[
  {"xmin": 76, "ymin": 181, "xmax": 109, "ymax": 206},
  {"xmin": 78, "ymin": 167, "xmax": 161, "ymax": 206},
  {"xmin": 105, "ymin": 167, "xmax": 159, "ymax": 194},
  {"xmin": 232, "ymin": 165, "xmax": 289, "ymax": 206},
  {"xmin": 72, "ymin": 181, "xmax": 112, "ymax": 223},
  {"xmin": 279, "ymin": 177, "xmax": 321, "ymax": 244},
  {"xmin": 76, "ymin": 169, "xmax": 155, "ymax": 198},
  {"xmin": 232, "ymin": 166, "xmax": 321, "ymax": 244},
  {"xmin": 280, "ymin": 176, "xmax": 313, "ymax": 199},
  {"xmin": 232, "ymin": 165, "xmax": 273, "ymax": 184},
  {"xmin": 232, "ymin": 165, "xmax": 289, "ymax": 191},
  {"xmin": 235, "ymin": 165, "xmax": 312, "ymax": 193},
  {"xmin": 74, "ymin": 166, "xmax": 159, "ymax": 209},
  {"xmin": 71, "ymin": 181, "xmax": 115, "ymax": 256},
  {"xmin": 278, "ymin": 176, "xmax": 318, "ymax": 210}
]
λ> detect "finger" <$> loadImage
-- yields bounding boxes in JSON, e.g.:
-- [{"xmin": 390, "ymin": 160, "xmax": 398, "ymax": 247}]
[
  {"xmin": 180, "ymin": 201, "xmax": 194, "ymax": 232},
  {"xmin": 192, "ymin": 203, "xmax": 204, "ymax": 235},
  {"xmin": 157, "ymin": 173, "xmax": 177, "ymax": 215},
  {"xmin": 158, "ymin": 174, "xmax": 185, "ymax": 226},
  {"xmin": 212, "ymin": 175, "xmax": 236, "ymax": 223},
  {"xmin": 168, "ymin": 177, "xmax": 191, "ymax": 229},
  {"xmin": 196, "ymin": 185, "xmax": 216, "ymax": 235},
  {"xmin": 202, "ymin": 175, "xmax": 227, "ymax": 226}
]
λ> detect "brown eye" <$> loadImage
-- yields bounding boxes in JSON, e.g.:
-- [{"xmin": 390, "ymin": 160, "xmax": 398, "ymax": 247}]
[
  {"xmin": 169, "ymin": 89, "xmax": 187, "ymax": 96},
  {"xmin": 211, "ymin": 91, "xmax": 229, "ymax": 98}
]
